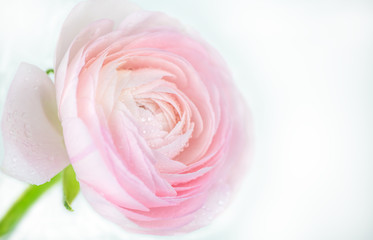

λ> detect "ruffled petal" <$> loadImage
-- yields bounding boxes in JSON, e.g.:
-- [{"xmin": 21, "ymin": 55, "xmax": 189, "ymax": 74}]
[
  {"xmin": 55, "ymin": 0, "xmax": 140, "ymax": 70},
  {"xmin": 55, "ymin": 19, "xmax": 114, "ymax": 106}
]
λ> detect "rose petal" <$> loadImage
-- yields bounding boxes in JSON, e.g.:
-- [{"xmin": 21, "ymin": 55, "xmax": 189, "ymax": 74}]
[
  {"xmin": 162, "ymin": 167, "xmax": 212, "ymax": 185},
  {"xmin": 73, "ymin": 148, "xmax": 149, "ymax": 211},
  {"xmin": 55, "ymin": 0, "xmax": 140, "ymax": 70},
  {"xmin": 1, "ymin": 63, "xmax": 69, "ymax": 185},
  {"xmin": 55, "ymin": 19, "xmax": 114, "ymax": 106},
  {"xmin": 79, "ymin": 182, "xmax": 145, "ymax": 232}
]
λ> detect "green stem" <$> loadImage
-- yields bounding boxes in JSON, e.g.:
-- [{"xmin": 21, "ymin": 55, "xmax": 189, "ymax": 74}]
[
  {"xmin": 0, "ymin": 173, "xmax": 62, "ymax": 237},
  {"xmin": 63, "ymin": 165, "xmax": 80, "ymax": 212},
  {"xmin": 45, "ymin": 68, "xmax": 54, "ymax": 76}
]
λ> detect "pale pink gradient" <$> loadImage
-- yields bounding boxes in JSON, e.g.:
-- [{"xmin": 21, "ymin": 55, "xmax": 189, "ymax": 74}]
[
  {"xmin": 1, "ymin": 63, "xmax": 69, "ymax": 185},
  {"xmin": 1, "ymin": 0, "xmax": 251, "ymax": 235}
]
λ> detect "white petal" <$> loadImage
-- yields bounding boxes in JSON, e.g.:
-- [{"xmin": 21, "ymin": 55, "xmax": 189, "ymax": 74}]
[{"xmin": 1, "ymin": 63, "xmax": 69, "ymax": 185}]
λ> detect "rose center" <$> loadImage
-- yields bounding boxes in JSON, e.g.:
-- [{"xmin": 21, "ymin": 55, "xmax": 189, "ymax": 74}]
[{"xmin": 116, "ymin": 69, "xmax": 193, "ymax": 158}]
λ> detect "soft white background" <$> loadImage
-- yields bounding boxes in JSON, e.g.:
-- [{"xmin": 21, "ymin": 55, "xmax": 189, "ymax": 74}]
[{"xmin": 0, "ymin": 0, "xmax": 373, "ymax": 239}]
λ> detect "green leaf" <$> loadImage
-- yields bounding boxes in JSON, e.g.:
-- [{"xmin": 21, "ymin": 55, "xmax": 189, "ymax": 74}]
[
  {"xmin": 62, "ymin": 165, "xmax": 80, "ymax": 211},
  {"xmin": 0, "ymin": 173, "xmax": 62, "ymax": 237}
]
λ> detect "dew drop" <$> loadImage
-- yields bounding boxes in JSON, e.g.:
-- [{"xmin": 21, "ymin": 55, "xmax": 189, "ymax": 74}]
[
  {"xmin": 140, "ymin": 117, "xmax": 146, "ymax": 122},
  {"xmin": 24, "ymin": 123, "xmax": 31, "ymax": 138},
  {"xmin": 22, "ymin": 141, "xmax": 31, "ymax": 148}
]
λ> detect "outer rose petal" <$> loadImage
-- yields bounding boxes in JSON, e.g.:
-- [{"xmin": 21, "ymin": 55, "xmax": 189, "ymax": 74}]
[
  {"xmin": 1, "ymin": 63, "xmax": 69, "ymax": 185},
  {"xmin": 55, "ymin": 0, "xmax": 140, "ymax": 70},
  {"xmin": 79, "ymin": 182, "xmax": 196, "ymax": 235}
]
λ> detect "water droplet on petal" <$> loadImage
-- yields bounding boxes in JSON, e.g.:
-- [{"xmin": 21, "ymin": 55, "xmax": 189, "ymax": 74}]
[{"xmin": 24, "ymin": 123, "xmax": 31, "ymax": 138}]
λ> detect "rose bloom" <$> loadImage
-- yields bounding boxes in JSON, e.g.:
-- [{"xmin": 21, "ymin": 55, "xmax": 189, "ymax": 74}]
[{"xmin": 1, "ymin": 0, "xmax": 251, "ymax": 235}]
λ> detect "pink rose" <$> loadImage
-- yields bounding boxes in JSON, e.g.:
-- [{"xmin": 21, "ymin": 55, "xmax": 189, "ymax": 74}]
[{"xmin": 2, "ymin": 0, "xmax": 251, "ymax": 235}]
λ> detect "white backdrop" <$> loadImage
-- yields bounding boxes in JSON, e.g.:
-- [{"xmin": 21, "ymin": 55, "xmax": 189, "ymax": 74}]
[{"xmin": 0, "ymin": 0, "xmax": 373, "ymax": 239}]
